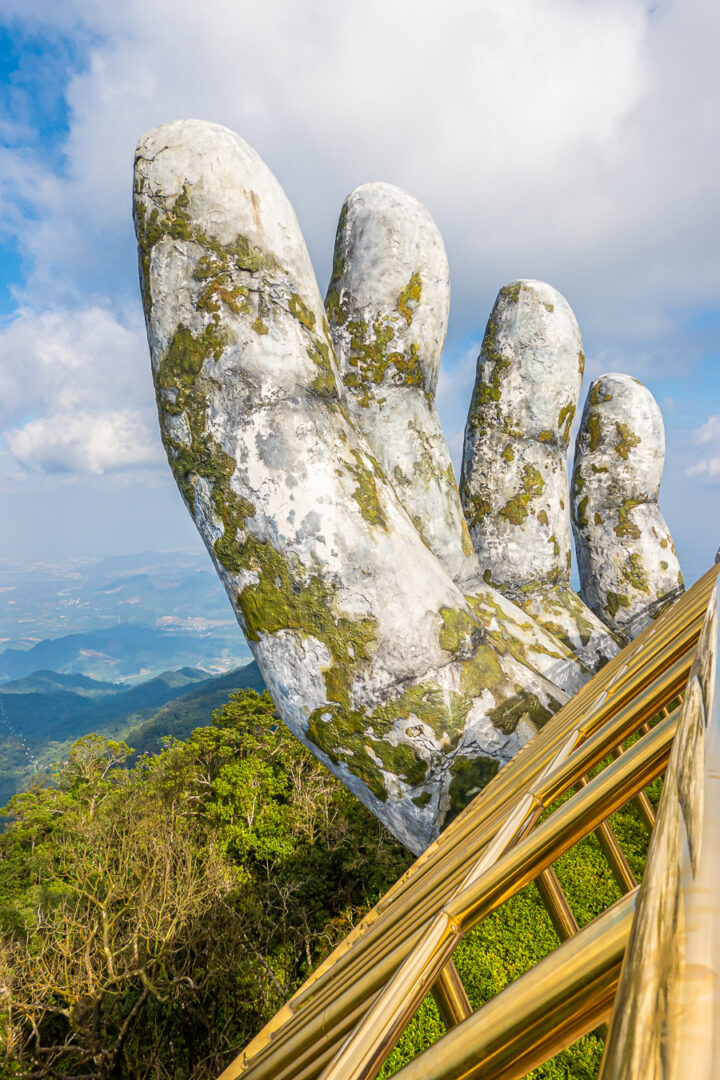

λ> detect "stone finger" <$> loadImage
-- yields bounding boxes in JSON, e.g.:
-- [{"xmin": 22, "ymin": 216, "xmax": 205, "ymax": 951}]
[
  {"xmin": 572, "ymin": 373, "xmax": 684, "ymax": 639},
  {"xmin": 460, "ymin": 280, "xmax": 620, "ymax": 670}
]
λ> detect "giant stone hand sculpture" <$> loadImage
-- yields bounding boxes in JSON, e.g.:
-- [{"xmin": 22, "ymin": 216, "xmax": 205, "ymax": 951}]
[{"xmin": 133, "ymin": 119, "xmax": 683, "ymax": 854}]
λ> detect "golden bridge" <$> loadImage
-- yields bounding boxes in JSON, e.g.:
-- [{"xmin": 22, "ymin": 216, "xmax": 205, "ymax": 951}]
[{"xmin": 219, "ymin": 563, "xmax": 720, "ymax": 1080}]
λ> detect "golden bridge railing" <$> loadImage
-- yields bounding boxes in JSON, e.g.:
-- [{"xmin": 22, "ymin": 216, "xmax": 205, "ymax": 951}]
[{"xmin": 219, "ymin": 563, "xmax": 719, "ymax": 1080}]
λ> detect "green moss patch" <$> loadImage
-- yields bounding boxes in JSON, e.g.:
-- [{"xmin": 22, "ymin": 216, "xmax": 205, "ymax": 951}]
[
  {"xmin": 605, "ymin": 591, "xmax": 631, "ymax": 618},
  {"xmin": 614, "ymin": 421, "xmax": 641, "ymax": 459},
  {"xmin": 396, "ymin": 272, "xmax": 422, "ymax": 325},
  {"xmin": 499, "ymin": 465, "xmax": 545, "ymax": 526}
]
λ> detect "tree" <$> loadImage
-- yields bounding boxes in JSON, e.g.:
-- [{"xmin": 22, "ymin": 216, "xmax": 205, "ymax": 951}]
[{"xmin": 0, "ymin": 691, "xmax": 409, "ymax": 1079}]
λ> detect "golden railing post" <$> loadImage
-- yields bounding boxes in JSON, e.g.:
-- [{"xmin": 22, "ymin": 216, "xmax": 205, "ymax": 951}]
[
  {"xmin": 535, "ymin": 867, "xmax": 579, "ymax": 942},
  {"xmin": 431, "ymin": 962, "xmax": 472, "ymax": 1029},
  {"xmin": 390, "ymin": 890, "xmax": 637, "ymax": 1080},
  {"xmin": 611, "ymin": 743, "xmax": 656, "ymax": 830}
]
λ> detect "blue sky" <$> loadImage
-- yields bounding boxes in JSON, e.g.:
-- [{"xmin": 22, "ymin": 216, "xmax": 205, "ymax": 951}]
[{"xmin": 0, "ymin": 0, "xmax": 718, "ymax": 587}]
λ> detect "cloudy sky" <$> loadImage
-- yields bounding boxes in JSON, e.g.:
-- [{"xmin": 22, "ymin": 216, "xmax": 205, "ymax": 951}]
[{"xmin": 0, "ymin": 0, "xmax": 718, "ymax": 586}]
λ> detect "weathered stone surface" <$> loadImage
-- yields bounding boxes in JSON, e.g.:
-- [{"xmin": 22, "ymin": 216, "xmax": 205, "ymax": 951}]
[
  {"xmin": 327, "ymin": 188, "xmax": 589, "ymax": 694},
  {"xmin": 134, "ymin": 120, "xmax": 570, "ymax": 854},
  {"xmin": 460, "ymin": 280, "xmax": 620, "ymax": 671},
  {"xmin": 572, "ymin": 373, "xmax": 684, "ymax": 639},
  {"xmin": 326, "ymin": 183, "xmax": 473, "ymax": 585}
]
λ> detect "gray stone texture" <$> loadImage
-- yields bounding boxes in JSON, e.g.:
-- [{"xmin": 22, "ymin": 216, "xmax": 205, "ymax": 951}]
[
  {"xmin": 326, "ymin": 187, "xmax": 589, "ymax": 694},
  {"xmin": 460, "ymin": 280, "xmax": 620, "ymax": 671},
  {"xmin": 134, "ymin": 120, "xmax": 574, "ymax": 854},
  {"xmin": 572, "ymin": 373, "xmax": 684, "ymax": 639}
]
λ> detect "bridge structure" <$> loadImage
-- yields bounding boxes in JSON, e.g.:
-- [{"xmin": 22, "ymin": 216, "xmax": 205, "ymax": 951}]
[{"xmin": 217, "ymin": 562, "xmax": 720, "ymax": 1080}]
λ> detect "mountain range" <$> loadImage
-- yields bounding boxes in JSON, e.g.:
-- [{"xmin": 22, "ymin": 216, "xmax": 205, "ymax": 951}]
[{"xmin": 0, "ymin": 661, "xmax": 266, "ymax": 808}]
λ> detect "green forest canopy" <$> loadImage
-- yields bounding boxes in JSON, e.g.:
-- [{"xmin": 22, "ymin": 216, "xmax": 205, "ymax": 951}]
[{"xmin": 0, "ymin": 689, "xmax": 657, "ymax": 1079}]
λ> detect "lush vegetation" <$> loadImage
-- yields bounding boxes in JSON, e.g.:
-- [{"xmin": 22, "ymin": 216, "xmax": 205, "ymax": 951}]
[
  {"xmin": 0, "ymin": 690, "xmax": 409, "ymax": 1078},
  {"xmin": 0, "ymin": 689, "xmax": 658, "ymax": 1079}
]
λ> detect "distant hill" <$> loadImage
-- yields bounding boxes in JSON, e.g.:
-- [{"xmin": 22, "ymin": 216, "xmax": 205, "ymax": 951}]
[
  {"xmin": 0, "ymin": 661, "xmax": 266, "ymax": 808},
  {"xmin": 0, "ymin": 670, "xmax": 122, "ymax": 698},
  {"xmin": 118, "ymin": 665, "xmax": 267, "ymax": 759},
  {"xmin": 0, "ymin": 623, "xmax": 250, "ymax": 684}
]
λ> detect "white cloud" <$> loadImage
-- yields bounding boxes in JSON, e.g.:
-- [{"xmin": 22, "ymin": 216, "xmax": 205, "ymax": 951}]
[
  {"xmin": 2, "ymin": 0, "xmax": 652, "ymax": 318},
  {"xmin": 0, "ymin": 305, "xmax": 149, "ymax": 424},
  {"xmin": 0, "ymin": 303, "xmax": 164, "ymax": 475},
  {"xmin": 694, "ymin": 414, "xmax": 720, "ymax": 445},
  {"xmin": 686, "ymin": 457, "xmax": 720, "ymax": 480},
  {"xmin": 6, "ymin": 408, "xmax": 162, "ymax": 474},
  {"xmin": 2, "ymin": 0, "xmax": 717, "ymax": 348},
  {"xmin": 684, "ymin": 413, "xmax": 720, "ymax": 484}
]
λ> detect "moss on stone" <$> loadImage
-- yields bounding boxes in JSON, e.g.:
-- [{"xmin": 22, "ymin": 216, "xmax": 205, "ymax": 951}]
[
  {"xmin": 501, "ymin": 444, "xmax": 515, "ymax": 462},
  {"xmin": 537, "ymin": 509, "xmax": 549, "ymax": 527},
  {"xmin": 347, "ymin": 450, "xmax": 388, "ymax": 530},
  {"xmin": 533, "ymin": 585, "xmax": 602, "ymax": 650},
  {"xmin": 578, "ymin": 350, "xmax": 585, "ymax": 375},
  {"xmin": 537, "ymin": 431, "xmax": 553, "ymax": 444},
  {"xmin": 572, "ymin": 465, "xmax": 585, "ymax": 497},
  {"xmin": 586, "ymin": 411, "xmax": 601, "ymax": 451},
  {"xmin": 614, "ymin": 421, "xmax": 641, "ymax": 459},
  {"xmin": 558, "ymin": 402, "xmax": 576, "ymax": 446},
  {"xmin": 154, "ymin": 333, "xmax": 377, "ymax": 719},
  {"xmin": 605, "ymin": 591, "xmax": 631, "ymax": 618},
  {"xmin": 462, "ymin": 490, "xmax": 492, "ymax": 530},
  {"xmin": 589, "ymin": 383, "xmax": 612, "ymax": 406},
  {"xmin": 341, "ymin": 315, "xmax": 424, "ymax": 406},
  {"xmin": 325, "ymin": 205, "xmax": 349, "ymax": 327},
  {"xmin": 306, "ymin": 708, "xmax": 390, "ymax": 802},
  {"xmin": 289, "ymin": 292, "xmax": 316, "ymax": 331},
  {"xmin": 439, "ymin": 607, "xmax": 480, "ymax": 655},
  {"xmin": 236, "ymin": 538, "xmax": 378, "ymax": 701},
  {"xmin": 487, "ymin": 691, "xmax": 553, "ymax": 735},
  {"xmin": 623, "ymin": 553, "xmax": 649, "ymax": 593},
  {"xmin": 445, "ymin": 755, "xmax": 500, "ymax": 826},
  {"xmin": 594, "ymin": 512, "xmax": 604, "ymax": 525},
  {"xmin": 137, "ymin": 177, "xmax": 341, "ymax": 410},
  {"xmin": 306, "ymin": 341, "xmax": 339, "ymax": 399},
  {"xmin": 614, "ymin": 498, "xmax": 643, "ymax": 539},
  {"xmin": 575, "ymin": 497, "xmax": 589, "ymax": 528},
  {"xmin": 501, "ymin": 283, "xmax": 522, "ymax": 303},
  {"xmin": 135, "ymin": 182, "xmax": 279, "ymax": 307},
  {"xmin": 412, "ymin": 791, "xmax": 432, "ymax": 808},
  {"xmin": 499, "ymin": 465, "xmax": 545, "ymax": 526},
  {"xmin": 461, "ymin": 523, "xmax": 475, "ymax": 558},
  {"xmin": 466, "ymin": 317, "xmax": 511, "ymax": 429},
  {"xmin": 195, "ymin": 257, "xmax": 252, "ymax": 318},
  {"xmin": 396, "ymin": 272, "xmax": 422, "ymax": 325},
  {"xmin": 157, "ymin": 323, "xmax": 222, "ymax": 392}
]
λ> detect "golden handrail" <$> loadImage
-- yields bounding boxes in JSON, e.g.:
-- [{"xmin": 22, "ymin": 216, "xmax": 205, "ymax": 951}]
[{"xmin": 218, "ymin": 563, "xmax": 720, "ymax": 1080}]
